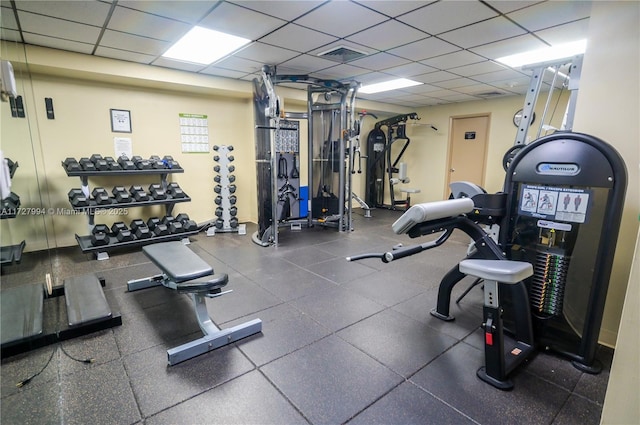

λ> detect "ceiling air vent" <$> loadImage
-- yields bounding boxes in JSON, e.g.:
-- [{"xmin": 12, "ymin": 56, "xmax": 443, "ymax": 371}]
[{"xmin": 317, "ymin": 45, "xmax": 368, "ymax": 63}]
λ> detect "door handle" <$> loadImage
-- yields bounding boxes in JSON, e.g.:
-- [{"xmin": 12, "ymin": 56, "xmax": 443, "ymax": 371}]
[{"xmin": 450, "ymin": 168, "xmax": 455, "ymax": 172}]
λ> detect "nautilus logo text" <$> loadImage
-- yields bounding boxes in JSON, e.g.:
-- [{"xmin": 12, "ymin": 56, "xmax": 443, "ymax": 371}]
[{"xmin": 537, "ymin": 163, "xmax": 580, "ymax": 175}]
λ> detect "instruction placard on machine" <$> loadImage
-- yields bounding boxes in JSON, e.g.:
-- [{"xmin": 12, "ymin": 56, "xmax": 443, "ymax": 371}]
[{"xmin": 518, "ymin": 184, "xmax": 592, "ymax": 224}]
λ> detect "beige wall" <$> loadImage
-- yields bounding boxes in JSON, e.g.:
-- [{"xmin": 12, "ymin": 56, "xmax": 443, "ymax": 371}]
[{"xmin": 576, "ymin": 2, "xmax": 639, "ymax": 424}]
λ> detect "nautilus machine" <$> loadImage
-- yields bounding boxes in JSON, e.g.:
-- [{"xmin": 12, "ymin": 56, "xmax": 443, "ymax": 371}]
[
  {"xmin": 349, "ymin": 131, "xmax": 627, "ymax": 389},
  {"xmin": 365, "ymin": 113, "xmax": 432, "ymax": 211},
  {"xmin": 252, "ymin": 65, "xmax": 360, "ymax": 246}
]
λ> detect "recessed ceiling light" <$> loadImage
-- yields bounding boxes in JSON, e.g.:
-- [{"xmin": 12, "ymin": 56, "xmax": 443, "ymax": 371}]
[
  {"xmin": 360, "ymin": 78, "xmax": 423, "ymax": 94},
  {"xmin": 162, "ymin": 26, "xmax": 251, "ymax": 65},
  {"xmin": 496, "ymin": 39, "xmax": 587, "ymax": 68}
]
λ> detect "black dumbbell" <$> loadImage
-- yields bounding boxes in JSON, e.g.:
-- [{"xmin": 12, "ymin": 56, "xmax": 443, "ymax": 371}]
[
  {"xmin": 129, "ymin": 219, "xmax": 145, "ymax": 231},
  {"xmin": 111, "ymin": 221, "xmax": 128, "ymax": 234},
  {"xmin": 79, "ymin": 157, "xmax": 96, "ymax": 171},
  {"xmin": 111, "ymin": 186, "xmax": 131, "ymax": 203},
  {"xmin": 227, "ymin": 155, "xmax": 234, "ymax": 162},
  {"xmin": 90, "ymin": 154, "xmax": 103, "ymax": 163},
  {"xmin": 162, "ymin": 155, "xmax": 180, "ymax": 169},
  {"xmin": 131, "ymin": 155, "xmax": 143, "ymax": 164},
  {"xmin": 117, "ymin": 155, "xmax": 136, "ymax": 170},
  {"xmin": 229, "ymin": 217, "xmax": 239, "ymax": 228},
  {"xmin": 2, "ymin": 192, "xmax": 21, "ymax": 210},
  {"xmin": 92, "ymin": 224, "xmax": 110, "ymax": 234},
  {"xmin": 161, "ymin": 215, "xmax": 175, "ymax": 225},
  {"xmin": 152, "ymin": 223, "xmax": 170, "ymax": 236},
  {"xmin": 215, "ymin": 219, "xmax": 224, "ymax": 229},
  {"xmin": 229, "ymin": 195, "xmax": 237, "ymax": 205},
  {"xmin": 228, "ymin": 165, "xmax": 235, "ymax": 173},
  {"xmin": 175, "ymin": 213, "xmax": 190, "ymax": 223},
  {"xmin": 213, "ymin": 155, "xmax": 220, "ymax": 162},
  {"xmin": 215, "ymin": 196, "xmax": 223, "ymax": 205},
  {"xmin": 227, "ymin": 145, "xmax": 234, "ymax": 151},
  {"xmin": 214, "ymin": 175, "xmax": 221, "ymax": 183},
  {"xmin": 130, "ymin": 219, "xmax": 151, "ymax": 239},
  {"xmin": 229, "ymin": 184, "xmax": 237, "ymax": 194},
  {"xmin": 137, "ymin": 159, "xmax": 152, "ymax": 170},
  {"xmin": 228, "ymin": 175, "xmax": 236, "ymax": 183},
  {"xmin": 149, "ymin": 184, "xmax": 167, "ymax": 200},
  {"xmin": 104, "ymin": 156, "xmax": 121, "ymax": 170},
  {"xmin": 91, "ymin": 232, "xmax": 109, "ymax": 246},
  {"xmin": 214, "ymin": 185, "xmax": 222, "ymax": 194},
  {"xmin": 215, "ymin": 207, "xmax": 223, "ymax": 217},
  {"xmin": 92, "ymin": 187, "xmax": 111, "ymax": 205},
  {"xmin": 95, "ymin": 159, "xmax": 109, "ymax": 171},
  {"xmin": 214, "ymin": 165, "xmax": 221, "ymax": 173},
  {"xmin": 167, "ymin": 184, "xmax": 186, "ymax": 198},
  {"xmin": 229, "ymin": 206, "xmax": 237, "ymax": 217},
  {"xmin": 169, "ymin": 221, "xmax": 184, "ymax": 233},
  {"xmin": 64, "ymin": 157, "xmax": 81, "ymax": 172},
  {"xmin": 68, "ymin": 188, "xmax": 89, "ymax": 207},
  {"xmin": 128, "ymin": 185, "xmax": 149, "ymax": 202}
]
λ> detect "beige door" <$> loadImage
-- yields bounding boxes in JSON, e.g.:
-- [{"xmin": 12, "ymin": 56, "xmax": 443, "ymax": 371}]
[{"xmin": 446, "ymin": 115, "xmax": 490, "ymax": 195}]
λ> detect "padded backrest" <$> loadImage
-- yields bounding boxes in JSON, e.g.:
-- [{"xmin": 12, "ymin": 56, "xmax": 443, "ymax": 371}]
[{"xmin": 392, "ymin": 198, "xmax": 474, "ymax": 234}]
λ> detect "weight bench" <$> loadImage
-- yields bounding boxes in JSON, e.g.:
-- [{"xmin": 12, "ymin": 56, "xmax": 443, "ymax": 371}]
[{"xmin": 127, "ymin": 241, "xmax": 262, "ymax": 365}]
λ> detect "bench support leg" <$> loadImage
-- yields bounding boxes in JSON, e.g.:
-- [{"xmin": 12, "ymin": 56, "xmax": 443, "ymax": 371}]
[{"xmin": 167, "ymin": 294, "xmax": 262, "ymax": 365}]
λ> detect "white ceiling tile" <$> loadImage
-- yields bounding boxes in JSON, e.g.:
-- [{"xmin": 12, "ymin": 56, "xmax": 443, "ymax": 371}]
[
  {"xmin": 449, "ymin": 60, "xmax": 510, "ymax": 77},
  {"xmin": 397, "ymin": 1, "xmax": 498, "ymax": 35},
  {"xmin": 354, "ymin": 0, "xmax": 434, "ymax": 18},
  {"xmin": 438, "ymin": 92, "xmax": 480, "ymax": 102},
  {"xmin": 382, "ymin": 62, "xmax": 438, "ymax": 78},
  {"xmin": 101, "ymin": 29, "xmax": 170, "ymax": 56},
  {"xmin": 1, "ymin": 5, "xmax": 18, "ymax": 30},
  {"xmin": 95, "ymin": 46, "xmax": 157, "ymax": 63},
  {"xmin": 484, "ymin": 1, "xmax": 543, "ymax": 14},
  {"xmin": 260, "ymin": 24, "xmax": 338, "ymax": 53},
  {"xmin": 199, "ymin": 66, "xmax": 250, "ymax": 79},
  {"xmin": 534, "ymin": 19, "xmax": 590, "ymax": 45},
  {"xmin": 469, "ymin": 34, "xmax": 547, "ymax": 60},
  {"xmin": 421, "ymin": 50, "xmax": 485, "ymax": 69},
  {"xmin": 438, "ymin": 16, "xmax": 526, "ymax": 49},
  {"xmin": 508, "ymin": 0, "xmax": 592, "ymax": 31},
  {"xmin": 199, "ymin": 2, "xmax": 286, "ymax": 40},
  {"xmin": 399, "ymin": 83, "xmax": 442, "ymax": 94},
  {"xmin": 471, "ymin": 69, "xmax": 528, "ymax": 84},
  {"xmin": 24, "ymin": 33, "xmax": 94, "ymax": 54},
  {"xmin": 117, "ymin": 0, "xmax": 216, "ymax": 24},
  {"xmin": 355, "ymin": 71, "xmax": 395, "ymax": 84},
  {"xmin": 276, "ymin": 54, "xmax": 336, "ymax": 74},
  {"xmin": 424, "ymin": 88, "xmax": 463, "ymax": 98},
  {"xmin": 314, "ymin": 63, "xmax": 369, "ymax": 79},
  {"xmin": 295, "ymin": 1, "xmax": 387, "ymax": 38},
  {"xmin": 346, "ymin": 20, "xmax": 428, "ymax": 51},
  {"xmin": 151, "ymin": 56, "xmax": 205, "ymax": 71},
  {"xmin": 454, "ymin": 84, "xmax": 507, "ymax": 95},
  {"xmin": 433, "ymin": 77, "xmax": 480, "ymax": 89},
  {"xmin": 235, "ymin": 42, "xmax": 300, "ymax": 65},
  {"xmin": 109, "ymin": 5, "xmax": 191, "ymax": 41},
  {"xmin": 349, "ymin": 52, "xmax": 411, "ymax": 71},
  {"xmin": 17, "ymin": 12, "xmax": 102, "ymax": 44},
  {"xmin": 412, "ymin": 70, "xmax": 459, "ymax": 84},
  {"xmin": 15, "ymin": 0, "xmax": 111, "ymax": 27},
  {"xmin": 1, "ymin": 29, "xmax": 21, "ymax": 42},
  {"xmin": 229, "ymin": 1, "xmax": 325, "ymax": 22},
  {"xmin": 387, "ymin": 37, "xmax": 460, "ymax": 61},
  {"xmin": 211, "ymin": 55, "xmax": 263, "ymax": 73}
]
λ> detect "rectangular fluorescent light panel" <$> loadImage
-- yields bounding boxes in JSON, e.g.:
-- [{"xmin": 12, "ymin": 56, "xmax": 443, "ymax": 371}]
[
  {"xmin": 162, "ymin": 26, "xmax": 251, "ymax": 65},
  {"xmin": 496, "ymin": 39, "xmax": 587, "ymax": 68},
  {"xmin": 360, "ymin": 78, "xmax": 422, "ymax": 94}
]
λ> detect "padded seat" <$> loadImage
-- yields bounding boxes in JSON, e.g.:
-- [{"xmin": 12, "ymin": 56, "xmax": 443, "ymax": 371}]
[
  {"xmin": 143, "ymin": 241, "xmax": 212, "ymax": 282},
  {"xmin": 459, "ymin": 259, "xmax": 533, "ymax": 283}
]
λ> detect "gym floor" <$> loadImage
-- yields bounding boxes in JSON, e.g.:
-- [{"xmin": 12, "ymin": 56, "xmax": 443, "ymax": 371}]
[{"xmin": 1, "ymin": 209, "xmax": 611, "ymax": 425}]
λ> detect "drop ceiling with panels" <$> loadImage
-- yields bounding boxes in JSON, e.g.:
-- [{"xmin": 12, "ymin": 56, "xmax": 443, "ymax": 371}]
[{"xmin": 0, "ymin": 0, "xmax": 591, "ymax": 107}]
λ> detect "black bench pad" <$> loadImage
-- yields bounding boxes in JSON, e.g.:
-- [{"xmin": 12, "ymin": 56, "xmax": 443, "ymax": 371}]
[{"xmin": 143, "ymin": 242, "xmax": 213, "ymax": 283}]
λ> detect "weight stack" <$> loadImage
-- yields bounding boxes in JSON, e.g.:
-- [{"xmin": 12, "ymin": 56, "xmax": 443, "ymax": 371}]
[
  {"xmin": 209, "ymin": 145, "xmax": 243, "ymax": 235},
  {"xmin": 530, "ymin": 246, "xmax": 570, "ymax": 316}
]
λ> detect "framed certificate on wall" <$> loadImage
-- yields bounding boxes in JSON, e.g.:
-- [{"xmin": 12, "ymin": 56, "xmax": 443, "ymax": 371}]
[{"xmin": 110, "ymin": 109, "xmax": 132, "ymax": 133}]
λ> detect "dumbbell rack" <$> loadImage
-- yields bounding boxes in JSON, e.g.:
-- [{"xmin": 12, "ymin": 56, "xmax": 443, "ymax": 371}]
[
  {"xmin": 1, "ymin": 158, "xmax": 26, "ymax": 266},
  {"xmin": 207, "ymin": 145, "xmax": 245, "ymax": 235},
  {"xmin": 62, "ymin": 158, "xmax": 198, "ymax": 259}
]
